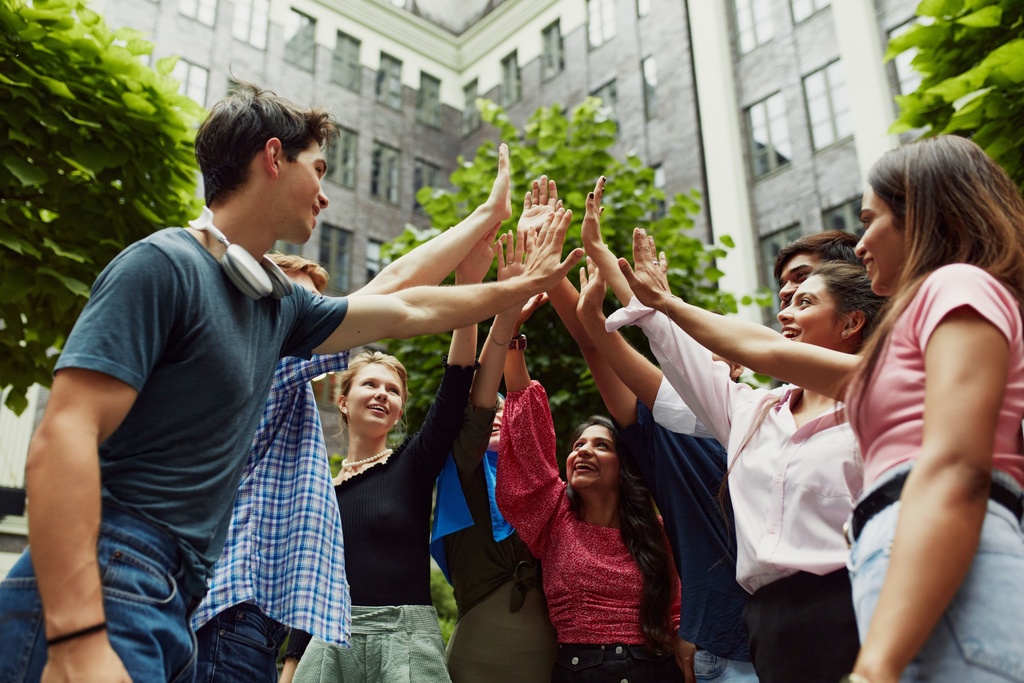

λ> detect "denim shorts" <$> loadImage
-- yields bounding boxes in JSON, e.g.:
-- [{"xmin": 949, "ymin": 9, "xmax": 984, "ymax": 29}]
[
  {"xmin": 0, "ymin": 505, "xmax": 198, "ymax": 683},
  {"xmin": 693, "ymin": 650, "xmax": 759, "ymax": 682},
  {"xmin": 848, "ymin": 463, "xmax": 1024, "ymax": 682}
]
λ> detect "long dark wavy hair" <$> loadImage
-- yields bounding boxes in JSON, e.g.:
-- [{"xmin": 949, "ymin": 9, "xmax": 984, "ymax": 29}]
[{"xmin": 565, "ymin": 415, "xmax": 677, "ymax": 654}]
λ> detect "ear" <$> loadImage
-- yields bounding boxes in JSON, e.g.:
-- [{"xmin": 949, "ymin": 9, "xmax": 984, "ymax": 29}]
[
  {"xmin": 842, "ymin": 310, "xmax": 866, "ymax": 339},
  {"xmin": 261, "ymin": 138, "xmax": 285, "ymax": 179},
  {"xmin": 337, "ymin": 393, "xmax": 348, "ymax": 416}
]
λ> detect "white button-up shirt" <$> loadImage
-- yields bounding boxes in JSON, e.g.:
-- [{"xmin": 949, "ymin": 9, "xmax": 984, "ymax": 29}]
[{"xmin": 607, "ymin": 299, "xmax": 861, "ymax": 593}]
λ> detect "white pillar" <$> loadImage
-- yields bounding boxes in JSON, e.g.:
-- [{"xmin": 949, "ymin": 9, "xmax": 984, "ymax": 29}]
[
  {"xmin": 0, "ymin": 384, "xmax": 39, "ymax": 489},
  {"xmin": 832, "ymin": 0, "xmax": 900, "ymax": 179},
  {"xmin": 687, "ymin": 0, "xmax": 761, "ymax": 322}
]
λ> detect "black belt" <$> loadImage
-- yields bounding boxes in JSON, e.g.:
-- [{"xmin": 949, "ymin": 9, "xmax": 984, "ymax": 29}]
[{"xmin": 845, "ymin": 470, "xmax": 1024, "ymax": 545}]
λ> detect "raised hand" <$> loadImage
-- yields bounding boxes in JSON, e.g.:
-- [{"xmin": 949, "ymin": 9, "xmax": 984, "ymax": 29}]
[
  {"xmin": 481, "ymin": 142, "xmax": 513, "ymax": 225},
  {"xmin": 577, "ymin": 257, "xmax": 607, "ymax": 323},
  {"xmin": 618, "ymin": 227, "xmax": 675, "ymax": 312},
  {"xmin": 517, "ymin": 176, "xmax": 561, "ymax": 235},
  {"xmin": 580, "ymin": 176, "xmax": 607, "ymax": 254},
  {"xmin": 516, "ymin": 292, "xmax": 548, "ymax": 330},
  {"xmin": 455, "ymin": 222, "xmax": 499, "ymax": 284},
  {"xmin": 496, "ymin": 228, "xmax": 528, "ymax": 282},
  {"xmin": 520, "ymin": 208, "xmax": 584, "ymax": 292}
]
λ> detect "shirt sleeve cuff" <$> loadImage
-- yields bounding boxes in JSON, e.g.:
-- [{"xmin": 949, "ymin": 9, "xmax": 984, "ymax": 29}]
[{"xmin": 605, "ymin": 296, "xmax": 656, "ymax": 332}]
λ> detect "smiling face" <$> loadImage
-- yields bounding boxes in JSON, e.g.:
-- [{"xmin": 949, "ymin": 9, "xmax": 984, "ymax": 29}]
[
  {"xmin": 776, "ymin": 274, "xmax": 850, "ymax": 351},
  {"xmin": 338, "ymin": 364, "xmax": 404, "ymax": 437},
  {"xmin": 275, "ymin": 140, "xmax": 329, "ymax": 245},
  {"xmin": 777, "ymin": 252, "xmax": 821, "ymax": 308},
  {"xmin": 566, "ymin": 425, "xmax": 620, "ymax": 495},
  {"xmin": 856, "ymin": 187, "xmax": 906, "ymax": 296}
]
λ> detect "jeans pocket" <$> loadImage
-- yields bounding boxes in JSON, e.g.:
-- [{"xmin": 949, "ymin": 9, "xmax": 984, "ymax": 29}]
[
  {"xmin": 219, "ymin": 606, "xmax": 285, "ymax": 653},
  {"xmin": 99, "ymin": 541, "xmax": 178, "ymax": 606},
  {"xmin": 694, "ymin": 649, "xmax": 727, "ymax": 679}
]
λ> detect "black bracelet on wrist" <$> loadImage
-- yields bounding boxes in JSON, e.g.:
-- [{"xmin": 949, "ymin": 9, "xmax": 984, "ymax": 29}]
[
  {"xmin": 47, "ymin": 621, "xmax": 108, "ymax": 647},
  {"xmin": 508, "ymin": 334, "xmax": 527, "ymax": 350}
]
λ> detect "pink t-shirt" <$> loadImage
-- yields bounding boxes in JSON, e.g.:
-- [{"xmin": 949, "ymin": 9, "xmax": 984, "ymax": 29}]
[{"xmin": 851, "ymin": 264, "xmax": 1024, "ymax": 488}]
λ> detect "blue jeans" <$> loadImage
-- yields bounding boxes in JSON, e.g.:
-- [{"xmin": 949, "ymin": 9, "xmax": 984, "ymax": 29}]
[
  {"xmin": 194, "ymin": 602, "xmax": 288, "ymax": 683},
  {"xmin": 0, "ymin": 505, "xmax": 197, "ymax": 683},
  {"xmin": 694, "ymin": 650, "xmax": 760, "ymax": 682},
  {"xmin": 848, "ymin": 464, "xmax": 1024, "ymax": 682}
]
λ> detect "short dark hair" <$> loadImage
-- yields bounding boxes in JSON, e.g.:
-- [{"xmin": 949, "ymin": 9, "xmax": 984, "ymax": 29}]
[
  {"xmin": 194, "ymin": 81, "xmax": 336, "ymax": 205},
  {"xmin": 773, "ymin": 230, "xmax": 860, "ymax": 281}
]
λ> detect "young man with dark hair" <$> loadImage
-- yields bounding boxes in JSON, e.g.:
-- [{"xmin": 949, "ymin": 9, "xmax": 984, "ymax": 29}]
[
  {"xmin": 0, "ymin": 82, "xmax": 581, "ymax": 683},
  {"xmin": 774, "ymin": 230, "xmax": 860, "ymax": 307}
]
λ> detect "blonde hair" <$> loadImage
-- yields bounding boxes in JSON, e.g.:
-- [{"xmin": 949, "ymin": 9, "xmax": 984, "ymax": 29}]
[
  {"xmin": 266, "ymin": 253, "xmax": 329, "ymax": 292},
  {"xmin": 336, "ymin": 351, "xmax": 409, "ymax": 425}
]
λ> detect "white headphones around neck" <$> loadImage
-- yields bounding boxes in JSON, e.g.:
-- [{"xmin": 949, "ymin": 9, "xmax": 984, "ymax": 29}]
[{"xmin": 188, "ymin": 207, "xmax": 293, "ymax": 300}]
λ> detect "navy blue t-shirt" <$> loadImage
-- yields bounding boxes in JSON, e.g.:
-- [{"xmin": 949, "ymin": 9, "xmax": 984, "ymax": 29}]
[
  {"xmin": 55, "ymin": 228, "xmax": 348, "ymax": 596},
  {"xmin": 617, "ymin": 400, "xmax": 751, "ymax": 661}
]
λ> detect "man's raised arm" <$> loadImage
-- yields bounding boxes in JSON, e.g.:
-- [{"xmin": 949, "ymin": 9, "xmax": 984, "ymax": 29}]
[{"xmin": 314, "ymin": 208, "xmax": 583, "ymax": 354}]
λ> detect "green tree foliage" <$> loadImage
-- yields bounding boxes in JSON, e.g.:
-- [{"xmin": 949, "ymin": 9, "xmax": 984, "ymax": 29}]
[
  {"xmin": 887, "ymin": 0, "xmax": 1024, "ymax": 186},
  {"xmin": 0, "ymin": 0, "xmax": 203, "ymax": 413},
  {"xmin": 385, "ymin": 98, "xmax": 746, "ymax": 455}
]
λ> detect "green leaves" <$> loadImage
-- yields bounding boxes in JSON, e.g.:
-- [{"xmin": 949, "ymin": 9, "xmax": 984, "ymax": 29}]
[
  {"xmin": 385, "ymin": 99, "xmax": 740, "ymax": 454},
  {"xmin": 0, "ymin": 0, "xmax": 204, "ymax": 412},
  {"xmin": 887, "ymin": 0, "xmax": 1024, "ymax": 190}
]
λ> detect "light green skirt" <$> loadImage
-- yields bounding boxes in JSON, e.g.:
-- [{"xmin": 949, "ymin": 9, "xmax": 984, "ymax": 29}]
[{"xmin": 294, "ymin": 605, "xmax": 452, "ymax": 683}]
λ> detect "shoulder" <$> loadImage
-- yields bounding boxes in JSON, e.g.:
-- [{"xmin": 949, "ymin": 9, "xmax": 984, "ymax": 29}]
[{"xmin": 911, "ymin": 264, "xmax": 1021, "ymax": 339}]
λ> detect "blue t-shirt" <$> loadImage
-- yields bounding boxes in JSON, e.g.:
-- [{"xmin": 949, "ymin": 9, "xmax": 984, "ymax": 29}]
[
  {"xmin": 617, "ymin": 401, "xmax": 751, "ymax": 661},
  {"xmin": 55, "ymin": 228, "xmax": 348, "ymax": 596}
]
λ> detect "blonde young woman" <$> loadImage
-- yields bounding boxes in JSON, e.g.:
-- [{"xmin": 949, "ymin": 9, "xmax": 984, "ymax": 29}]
[{"xmin": 618, "ymin": 136, "xmax": 1024, "ymax": 683}]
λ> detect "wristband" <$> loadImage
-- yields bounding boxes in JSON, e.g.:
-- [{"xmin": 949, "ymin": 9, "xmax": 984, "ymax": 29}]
[
  {"xmin": 508, "ymin": 334, "xmax": 527, "ymax": 350},
  {"xmin": 47, "ymin": 621, "xmax": 108, "ymax": 647}
]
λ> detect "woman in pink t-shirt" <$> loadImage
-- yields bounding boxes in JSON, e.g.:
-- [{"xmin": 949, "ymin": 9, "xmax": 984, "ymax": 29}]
[{"xmin": 618, "ymin": 135, "xmax": 1024, "ymax": 683}]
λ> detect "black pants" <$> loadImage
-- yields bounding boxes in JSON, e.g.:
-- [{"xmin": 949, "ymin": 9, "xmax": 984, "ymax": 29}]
[
  {"xmin": 744, "ymin": 569, "xmax": 860, "ymax": 683},
  {"xmin": 552, "ymin": 642, "xmax": 684, "ymax": 683}
]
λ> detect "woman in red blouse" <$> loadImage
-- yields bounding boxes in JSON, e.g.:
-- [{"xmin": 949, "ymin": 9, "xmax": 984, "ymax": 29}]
[{"xmin": 495, "ymin": 317, "xmax": 684, "ymax": 682}]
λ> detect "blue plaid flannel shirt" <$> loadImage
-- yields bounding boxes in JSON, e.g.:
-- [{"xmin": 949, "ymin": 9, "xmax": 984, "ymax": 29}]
[{"xmin": 192, "ymin": 353, "xmax": 351, "ymax": 645}]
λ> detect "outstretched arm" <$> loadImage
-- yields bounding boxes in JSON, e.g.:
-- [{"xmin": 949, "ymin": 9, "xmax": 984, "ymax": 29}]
[
  {"xmin": 315, "ymin": 209, "xmax": 583, "ymax": 354},
  {"xmin": 353, "ymin": 143, "xmax": 512, "ymax": 296},
  {"xmin": 618, "ymin": 227, "xmax": 857, "ymax": 398},
  {"xmin": 447, "ymin": 224, "xmax": 497, "ymax": 368},
  {"xmin": 852, "ymin": 312, "xmax": 1006, "ymax": 683},
  {"xmin": 579, "ymin": 176, "xmax": 634, "ymax": 306}
]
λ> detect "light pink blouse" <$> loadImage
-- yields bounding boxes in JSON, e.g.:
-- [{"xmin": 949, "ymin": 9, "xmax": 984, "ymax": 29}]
[{"xmin": 608, "ymin": 301, "xmax": 861, "ymax": 594}]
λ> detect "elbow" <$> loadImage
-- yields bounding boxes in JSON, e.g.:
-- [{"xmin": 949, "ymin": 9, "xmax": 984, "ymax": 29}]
[{"xmin": 911, "ymin": 452, "xmax": 993, "ymax": 509}]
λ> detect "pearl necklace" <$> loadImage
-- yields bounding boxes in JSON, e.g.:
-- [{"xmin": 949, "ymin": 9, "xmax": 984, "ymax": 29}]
[{"xmin": 341, "ymin": 448, "xmax": 393, "ymax": 469}]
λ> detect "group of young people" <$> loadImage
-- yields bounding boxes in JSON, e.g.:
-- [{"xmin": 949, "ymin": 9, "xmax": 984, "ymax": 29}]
[{"xmin": 0, "ymin": 82, "xmax": 1022, "ymax": 683}]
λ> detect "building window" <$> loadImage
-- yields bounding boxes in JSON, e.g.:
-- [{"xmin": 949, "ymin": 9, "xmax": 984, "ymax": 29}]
[
  {"xmin": 804, "ymin": 60, "xmax": 852, "ymax": 150},
  {"xmin": 172, "ymin": 59, "xmax": 209, "ymax": 107},
  {"xmin": 319, "ymin": 224, "xmax": 352, "ymax": 294},
  {"xmin": 790, "ymin": 0, "xmax": 828, "ymax": 23},
  {"xmin": 501, "ymin": 51, "xmax": 521, "ymax": 106},
  {"xmin": 413, "ymin": 159, "xmax": 441, "ymax": 213},
  {"xmin": 231, "ymin": 0, "xmax": 267, "ymax": 48},
  {"xmin": 331, "ymin": 31, "xmax": 361, "ymax": 91},
  {"xmin": 652, "ymin": 164, "xmax": 666, "ymax": 219},
  {"xmin": 371, "ymin": 141, "xmax": 401, "ymax": 205},
  {"xmin": 376, "ymin": 52, "xmax": 402, "ymax": 109},
  {"xmin": 822, "ymin": 198, "xmax": 863, "ymax": 235},
  {"xmin": 591, "ymin": 79, "xmax": 618, "ymax": 124},
  {"xmin": 366, "ymin": 238, "xmax": 387, "ymax": 282},
  {"xmin": 326, "ymin": 128, "xmax": 357, "ymax": 189},
  {"xmin": 746, "ymin": 92, "xmax": 791, "ymax": 177},
  {"xmin": 637, "ymin": 0, "xmax": 651, "ymax": 17},
  {"xmin": 734, "ymin": 0, "xmax": 774, "ymax": 55},
  {"xmin": 759, "ymin": 223, "xmax": 803, "ymax": 319},
  {"xmin": 179, "ymin": 0, "xmax": 216, "ymax": 26},
  {"xmin": 417, "ymin": 72, "xmax": 442, "ymax": 127},
  {"xmin": 889, "ymin": 20, "xmax": 923, "ymax": 96},
  {"xmin": 588, "ymin": 0, "xmax": 615, "ymax": 49},
  {"xmin": 542, "ymin": 21, "xmax": 564, "ymax": 80},
  {"xmin": 642, "ymin": 56, "xmax": 658, "ymax": 120},
  {"xmin": 283, "ymin": 9, "xmax": 316, "ymax": 72},
  {"xmin": 462, "ymin": 80, "xmax": 480, "ymax": 135}
]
